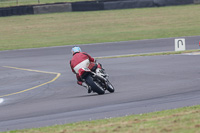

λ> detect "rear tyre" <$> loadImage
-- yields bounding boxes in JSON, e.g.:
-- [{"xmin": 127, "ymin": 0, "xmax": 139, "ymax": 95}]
[
  {"xmin": 85, "ymin": 75, "xmax": 105, "ymax": 95},
  {"xmin": 106, "ymin": 81, "xmax": 115, "ymax": 93}
]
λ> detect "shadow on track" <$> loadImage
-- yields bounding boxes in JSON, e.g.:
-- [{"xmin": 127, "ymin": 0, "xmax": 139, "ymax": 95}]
[{"xmin": 70, "ymin": 92, "xmax": 114, "ymax": 98}]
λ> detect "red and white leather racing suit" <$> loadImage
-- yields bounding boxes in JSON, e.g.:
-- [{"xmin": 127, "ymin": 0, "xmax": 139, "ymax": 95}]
[{"xmin": 70, "ymin": 52, "xmax": 101, "ymax": 86}]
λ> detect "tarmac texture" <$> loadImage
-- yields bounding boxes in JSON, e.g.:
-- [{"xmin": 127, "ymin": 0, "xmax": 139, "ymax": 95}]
[{"xmin": 0, "ymin": 36, "xmax": 200, "ymax": 131}]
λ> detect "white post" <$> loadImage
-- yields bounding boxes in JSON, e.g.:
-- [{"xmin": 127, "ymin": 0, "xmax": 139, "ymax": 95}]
[{"xmin": 175, "ymin": 38, "xmax": 186, "ymax": 51}]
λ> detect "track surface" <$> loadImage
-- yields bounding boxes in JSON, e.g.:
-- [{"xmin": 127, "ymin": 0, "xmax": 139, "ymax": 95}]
[{"xmin": 0, "ymin": 36, "xmax": 200, "ymax": 131}]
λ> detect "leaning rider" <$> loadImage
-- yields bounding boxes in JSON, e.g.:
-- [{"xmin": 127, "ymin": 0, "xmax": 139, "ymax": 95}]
[{"xmin": 70, "ymin": 46, "xmax": 102, "ymax": 93}]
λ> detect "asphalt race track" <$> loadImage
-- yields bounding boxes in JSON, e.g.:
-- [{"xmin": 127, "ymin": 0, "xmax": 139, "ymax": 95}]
[{"xmin": 0, "ymin": 36, "xmax": 200, "ymax": 131}]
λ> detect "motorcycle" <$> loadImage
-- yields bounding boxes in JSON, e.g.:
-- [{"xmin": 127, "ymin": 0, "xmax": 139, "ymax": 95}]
[{"xmin": 78, "ymin": 64, "xmax": 115, "ymax": 95}]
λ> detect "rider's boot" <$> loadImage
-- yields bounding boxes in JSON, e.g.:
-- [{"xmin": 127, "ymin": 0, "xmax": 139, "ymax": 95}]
[{"xmin": 82, "ymin": 82, "xmax": 92, "ymax": 93}]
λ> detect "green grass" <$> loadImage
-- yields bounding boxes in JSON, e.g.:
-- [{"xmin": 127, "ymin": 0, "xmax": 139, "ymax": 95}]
[
  {"xmin": 0, "ymin": 4, "xmax": 200, "ymax": 133},
  {"xmin": 2, "ymin": 105, "xmax": 200, "ymax": 133},
  {"xmin": 0, "ymin": 4, "xmax": 200, "ymax": 51},
  {"xmin": 0, "ymin": 0, "xmax": 94, "ymax": 7}
]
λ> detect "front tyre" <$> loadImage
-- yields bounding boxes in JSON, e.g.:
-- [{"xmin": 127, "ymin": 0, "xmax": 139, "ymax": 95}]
[
  {"xmin": 85, "ymin": 75, "xmax": 105, "ymax": 95},
  {"xmin": 106, "ymin": 81, "xmax": 115, "ymax": 93}
]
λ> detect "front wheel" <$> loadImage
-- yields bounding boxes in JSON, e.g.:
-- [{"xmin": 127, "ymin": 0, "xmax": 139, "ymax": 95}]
[
  {"xmin": 106, "ymin": 81, "xmax": 115, "ymax": 93},
  {"xmin": 85, "ymin": 75, "xmax": 105, "ymax": 95}
]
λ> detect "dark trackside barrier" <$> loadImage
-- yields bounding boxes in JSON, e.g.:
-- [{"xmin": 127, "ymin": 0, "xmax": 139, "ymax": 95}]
[
  {"xmin": 14, "ymin": 6, "xmax": 34, "ymax": 15},
  {"xmin": 97, "ymin": 0, "xmax": 128, "ymax": 1},
  {"xmin": 0, "ymin": 0, "xmax": 196, "ymax": 17},
  {"xmin": 0, "ymin": 6, "xmax": 34, "ymax": 17},
  {"xmin": 71, "ymin": 1, "xmax": 104, "ymax": 11},
  {"xmin": 0, "ymin": 8, "xmax": 11, "ymax": 17},
  {"xmin": 104, "ymin": 0, "xmax": 194, "ymax": 10},
  {"xmin": 154, "ymin": 0, "xmax": 194, "ymax": 6},
  {"xmin": 104, "ymin": 0, "xmax": 155, "ymax": 10}
]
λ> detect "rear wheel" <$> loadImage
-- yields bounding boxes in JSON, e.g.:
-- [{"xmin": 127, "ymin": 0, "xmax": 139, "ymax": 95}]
[
  {"xmin": 106, "ymin": 81, "xmax": 115, "ymax": 93},
  {"xmin": 85, "ymin": 75, "xmax": 105, "ymax": 95}
]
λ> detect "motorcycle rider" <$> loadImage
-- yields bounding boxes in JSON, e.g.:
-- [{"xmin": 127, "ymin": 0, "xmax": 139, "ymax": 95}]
[{"xmin": 70, "ymin": 46, "xmax": 103, "ymax": 93}]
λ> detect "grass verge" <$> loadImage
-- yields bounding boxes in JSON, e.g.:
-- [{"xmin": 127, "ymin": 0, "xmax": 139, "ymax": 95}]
[
  {"xmin": 2, "ymin": 105, "xmax": 200, "ymax": 133},
  {"xmin": 95, "ymin": 49, "xmax": 200, "ymax": 59},
  {"xmin": 0, "ymin": 4, "xmax": 200, "ymax": 51}
]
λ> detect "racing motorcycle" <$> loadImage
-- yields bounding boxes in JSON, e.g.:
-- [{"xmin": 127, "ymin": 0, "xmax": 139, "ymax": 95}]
[{"xmin": 78, "ymin": 64, "xmax": 115, "ymax": 95}]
